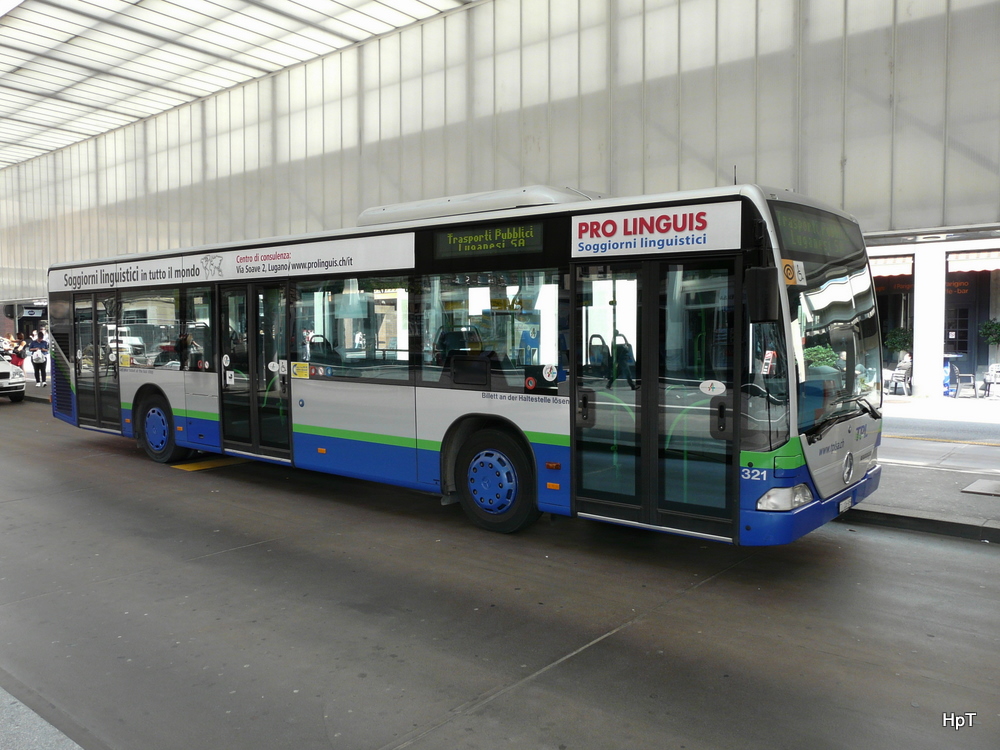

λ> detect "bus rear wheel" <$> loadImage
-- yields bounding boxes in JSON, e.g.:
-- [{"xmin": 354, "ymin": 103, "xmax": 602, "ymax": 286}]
[
  {"xmin": 139, "ymin": 395, "xmax": 191, "ymax": 463},
  {"xmin": 455, "ymin": 429, "xmax": 540, "ymax": 533}
]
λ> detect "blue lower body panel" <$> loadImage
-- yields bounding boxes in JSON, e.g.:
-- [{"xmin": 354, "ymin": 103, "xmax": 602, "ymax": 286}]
[
  {"xmin": 739, "ymin": 464, "xmax": 882, "ymax": 546},
  {"xmin": 531, "ymin": 444, "xmax": 571, "ymax": 515},
  {"xmin": 293, "ymin": 431, "xmax": 426, "ymax": 492},
  {"xmin": 177, "ymin": 416, "xmax": 221, "ymax": 449}
]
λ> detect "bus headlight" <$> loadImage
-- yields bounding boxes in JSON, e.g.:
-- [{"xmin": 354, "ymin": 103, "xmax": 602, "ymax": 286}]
[{"xmin": 756, "ymin": 484, "xmax": 814, "ymax": 511}]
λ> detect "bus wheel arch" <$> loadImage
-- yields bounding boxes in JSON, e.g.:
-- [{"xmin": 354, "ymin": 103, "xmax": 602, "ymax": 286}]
[
  {"xmin": 442, "ymin": 416, "xmax": 541, "ymax": 533},
  {"xmin": 133, "ymin": 386, "xmax": 191, "ymax": 463}
]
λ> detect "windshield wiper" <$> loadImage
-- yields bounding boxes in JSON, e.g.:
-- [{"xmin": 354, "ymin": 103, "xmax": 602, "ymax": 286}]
[
  {"xmin": 804, "ymin": 395, "xmax": 880, "ymax": 444},
  {"xmin": 834, "ymin": 393, "xmax": 881, "ymax": 420}
]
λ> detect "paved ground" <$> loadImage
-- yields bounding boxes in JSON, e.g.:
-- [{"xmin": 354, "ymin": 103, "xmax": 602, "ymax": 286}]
[
  {"xmin": 1, "ymin": 398, "xmax": 997, "ymax": 749},
  {"xmin": 852, "ymin": 395, "xmax": 1000, "ymax": 541}
]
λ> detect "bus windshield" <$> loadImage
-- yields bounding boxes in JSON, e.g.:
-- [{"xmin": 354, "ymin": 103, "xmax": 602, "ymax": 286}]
[{"xmin": 771, "ymin": 202, "xmax": 882, "ymax": 434}]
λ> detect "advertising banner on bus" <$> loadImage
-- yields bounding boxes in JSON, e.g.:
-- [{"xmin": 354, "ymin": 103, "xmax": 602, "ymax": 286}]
[
  {"xmin": 49, "ymin": 233, "xmax": 415, "ymax": 293},
  {"xmin": 571, "ymin": 201, "xmax": 742, "ymax": 258}
]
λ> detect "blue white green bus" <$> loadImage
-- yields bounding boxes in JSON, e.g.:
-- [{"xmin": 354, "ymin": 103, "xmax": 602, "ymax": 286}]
[{"xmin": 47, "ymin": 184, "xmax": 882, "ymax": 545}]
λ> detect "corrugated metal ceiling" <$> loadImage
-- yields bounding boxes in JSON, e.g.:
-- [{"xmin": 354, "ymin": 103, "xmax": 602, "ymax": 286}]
[{"xmin": 0, "ymin": 0, "xmax": 474, "ymax": 168}]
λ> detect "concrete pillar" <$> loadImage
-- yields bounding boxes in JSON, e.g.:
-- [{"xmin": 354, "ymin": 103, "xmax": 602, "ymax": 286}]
[
  {"xmin": 911, "ymin": 246, "xmax": 946, "ymax": 397},
  {"xmin": 991, "ymin": 270, "xmax": 1000, "ymax": 366}
]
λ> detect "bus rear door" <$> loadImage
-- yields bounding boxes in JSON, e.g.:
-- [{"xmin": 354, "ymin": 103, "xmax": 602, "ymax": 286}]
[
  {"xmin": 219, "ymin": 283, "xmax": 291, "ymax": 459},
  {"xmin": 73, "ymin": 294, "xmax": 121, "ymax": 431}
]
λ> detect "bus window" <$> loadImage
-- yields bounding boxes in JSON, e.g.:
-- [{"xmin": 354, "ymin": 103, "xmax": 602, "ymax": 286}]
[
  {"xmin": 742, "ymin": 321, "xmax": 790, "ymax": 451},
  {"xmin": 119, "ymin": 289, "xmax": 181, "ymax": 369},
  {"xmin": 292, "ymin": 276, "xmax": 409, "ymax": 381},
  {"xmin": 418, "ymin": 269, "xmax": 562, "ymax": 392},
  {"xmin": 181, "ymin": 287, "xmax": 213, "ymax": 372}
]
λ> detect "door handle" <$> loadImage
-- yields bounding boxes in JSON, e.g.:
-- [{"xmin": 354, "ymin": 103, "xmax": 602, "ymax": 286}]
[
  {"xmin": 709, "ymin": 394, "xmax": 734, "ymax": 441},
  {"xmin": 578, "ymin": 387, "xmax": 596, "ymax": 427}
]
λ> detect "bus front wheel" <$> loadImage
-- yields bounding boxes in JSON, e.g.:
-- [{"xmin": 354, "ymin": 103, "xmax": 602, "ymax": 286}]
[
  {"xmin": 455, "ymin": 429, "xmax": 540, "ymax": 533},
  {"xmin": 139, "ymin": 395, "xmax": 191, "ymax": 463}
]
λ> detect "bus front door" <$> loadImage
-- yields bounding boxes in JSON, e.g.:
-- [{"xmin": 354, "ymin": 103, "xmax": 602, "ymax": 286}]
[
  {"xmin": 574, "ymin": 258, "xmax": 741, "ymax": 543},
  {"xmin": 73, "ymin": 294, "xmax": 121, "ymax": 430},
  {"xmin": 219, "ymin": 283, "xmax": 291, "ymax": 459}
]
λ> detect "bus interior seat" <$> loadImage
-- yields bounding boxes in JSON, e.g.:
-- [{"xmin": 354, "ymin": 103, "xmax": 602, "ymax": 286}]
[
  {"xmin": 434, "ymin": 327, "xmax": 483, "ymax": 366},
  {"xmin": 588, "ymin": 334, "xmax": 610, "ymax": 377}
]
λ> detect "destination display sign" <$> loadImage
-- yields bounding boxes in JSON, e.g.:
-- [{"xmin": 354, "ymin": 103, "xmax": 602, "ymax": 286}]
[{"xmin": 434, "ymin": 222, "xmax": 544, "ymax": 260}]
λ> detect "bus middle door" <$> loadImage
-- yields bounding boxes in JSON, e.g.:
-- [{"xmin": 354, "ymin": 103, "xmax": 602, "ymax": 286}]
[{"xmin": 573, "ymin": 257, "xmax": 741, "ymax": 543}]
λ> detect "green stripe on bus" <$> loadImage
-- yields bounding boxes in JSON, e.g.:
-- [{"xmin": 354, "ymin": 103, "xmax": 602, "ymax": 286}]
[
  {"xmin": 175, "ymin": 408, "xmax": 219, "ymax": 421},
  {"xmin": 294, "ymin": 424, "xmax": 415, "ymax": 449},
  {"xmin": 740, "ymin": 437, "xmax": 806, "ymax": 469},
  {"xmin": 416, "ymin": 438, "xmax": 441, "ymax": 452},
  {"xmin": 524, "ymin": 430, "xmax": 570, "ymax": 447}
]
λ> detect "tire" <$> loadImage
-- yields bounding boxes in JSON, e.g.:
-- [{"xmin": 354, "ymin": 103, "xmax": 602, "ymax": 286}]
[
  {"xmin": 9, "ymin": 391, "xmax": 25, "ymax": 403},
  {"xmin": 455, "ymin": 428, "xmax": 541, "ymax": 533},
  {"xmin": 138, "ymin": 395, "xmax": 191, "ymax": 463}
]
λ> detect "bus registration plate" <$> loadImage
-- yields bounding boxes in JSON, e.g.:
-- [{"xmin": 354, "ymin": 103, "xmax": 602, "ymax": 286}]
[{"xmin": 839, "ymin": 498, "xmax": 852, "ymax": 515}]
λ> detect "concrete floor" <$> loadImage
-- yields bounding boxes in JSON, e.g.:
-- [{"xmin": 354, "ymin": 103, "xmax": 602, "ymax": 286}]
[{"xmin": 0, "ymin": 400, "xmax": 997, "ymax": 749}]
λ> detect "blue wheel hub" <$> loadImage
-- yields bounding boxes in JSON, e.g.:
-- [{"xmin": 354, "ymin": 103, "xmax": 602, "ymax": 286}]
[
  {"xmin": 145, "ymin": 407, "xmax": 169, "ymax": 452},
  {"xmin": 467, "ymin": 449, "xmax": 518, "ymax": 514}
]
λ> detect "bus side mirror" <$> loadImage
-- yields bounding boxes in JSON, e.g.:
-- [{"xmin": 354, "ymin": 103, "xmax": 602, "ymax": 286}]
[{"xmin": 746, "ymin": 267, "xmax": 781, "ymax": 323}]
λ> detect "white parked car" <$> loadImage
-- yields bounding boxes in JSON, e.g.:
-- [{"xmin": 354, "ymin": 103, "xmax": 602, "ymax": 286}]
[{"xmin": 0, "ymin": 355, "xmax": 26, "ymax": 402}]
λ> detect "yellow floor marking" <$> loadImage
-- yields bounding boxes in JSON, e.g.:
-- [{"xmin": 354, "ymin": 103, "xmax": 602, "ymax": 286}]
[
  {"xmin": 172, "ymin": 457, "xmax": 251, "ymax": 471},
  {"xmin": 883, "ymin": 434, "xmax": 1000, "ymax": 447}
]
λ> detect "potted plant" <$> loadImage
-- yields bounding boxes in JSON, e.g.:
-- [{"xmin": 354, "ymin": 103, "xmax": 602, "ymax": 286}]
[
  {"xmin": 883, "ymin": 327, "xmax": 913, "ymax": 363},
  {"xmin": 980, "ymin": 318, "xmax": 1000, "ymax": 348}
]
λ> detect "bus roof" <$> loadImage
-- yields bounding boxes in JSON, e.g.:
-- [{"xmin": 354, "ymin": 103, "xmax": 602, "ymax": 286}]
[{"xmin": 47, "ymin": 184, "xmax": 856, "ymax": 273}]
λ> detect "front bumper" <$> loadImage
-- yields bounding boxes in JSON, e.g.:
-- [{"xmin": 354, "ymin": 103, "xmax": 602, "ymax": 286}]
[{"xmin": 739, "ymin": 464, "xmax": 882, "ymax": 545}]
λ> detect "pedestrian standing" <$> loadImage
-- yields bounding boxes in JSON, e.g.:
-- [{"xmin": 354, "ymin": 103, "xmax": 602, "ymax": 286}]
[
  {"xmin": 28, "ymin": 330, "xmax": 49, "ymax": 386},
  {"xmin": 11, "ymin": 332, "xmax": 27, "ymax": 368}
]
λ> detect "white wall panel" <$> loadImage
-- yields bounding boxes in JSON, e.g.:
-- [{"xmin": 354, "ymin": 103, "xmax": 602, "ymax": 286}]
[
  {"xmin": 844, "ymin": 0, "xmax": 893, "ymax": 231},
  {"xmin": 522, "ymin": 15, "xmax": 552, "ymax": 186},
  {"xmin": 612, "ymin": 7, "xmax": 644, "ymax": 197},
  {"xmin": 944, "ymin": 0, "xmax": 1000, "ymax": 226},
  {"xmin": 3, "ymin": 0, "xmax": 1000, "ymax": 302},
  {"xmin": 893, "ymin": 0, "xmax": 948, "ymax": 229},
  {"xmin": 717, "ymin": 0, "xmax": 757, "ymax": 189},
  {"xmin": 643, "ymin": 2, "xmax": 679, "ymax": 193},
  {"xmin": 799, "ymin": 0, "xmax": 845, "ymax": 208},
  {"xmin": 577, "ymin": 0, "xmax": 609, "ymax": 192},
  {"xmin": 756, "ymin": 0, "xmax": 797, "ymax": 190}
]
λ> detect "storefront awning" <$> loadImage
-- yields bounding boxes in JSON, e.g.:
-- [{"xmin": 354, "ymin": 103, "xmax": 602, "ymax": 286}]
[
  {"xmin": 947, "ymin": 249, "xmax": 1000, "ymax": 272},
  {"xmin": 868, "ymin": 255, "xmax": 913, "ymax": 276}
]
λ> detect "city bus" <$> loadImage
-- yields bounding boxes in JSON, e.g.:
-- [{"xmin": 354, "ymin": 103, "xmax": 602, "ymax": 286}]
[{"xmin": 47, "ymin": 184, "xmax": 882, "ymax": 545}]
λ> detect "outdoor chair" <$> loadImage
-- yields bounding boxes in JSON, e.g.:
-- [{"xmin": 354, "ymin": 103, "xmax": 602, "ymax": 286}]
[
  {"xmin": 983, "ymin": 363, "xmax": 1000, "ymax": 397},
  {"xmin": 955, "ymin": 369, "xmax": 978, "ymax": 398},
  {"xmin": 889, "ymin": 361, "xmax": 911, "ymax": 395}
]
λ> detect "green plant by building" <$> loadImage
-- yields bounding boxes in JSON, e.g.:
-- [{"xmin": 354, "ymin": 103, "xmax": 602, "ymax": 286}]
[
  {"xmin": 979, "ymin": 318, "xmax": 1000, "ymax": 348},
  {"xmin": 803, "ymin": 344, "xmax": 839, "ymax": 368},
  {"xmin": 883, "ymin": 327, "xmax": 913, "ymax": 355}
]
